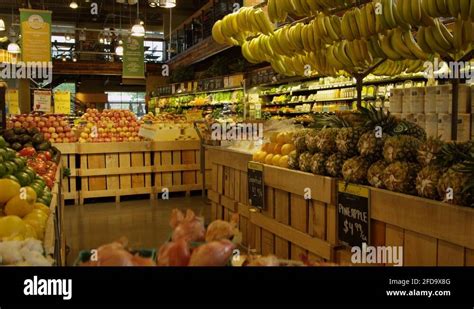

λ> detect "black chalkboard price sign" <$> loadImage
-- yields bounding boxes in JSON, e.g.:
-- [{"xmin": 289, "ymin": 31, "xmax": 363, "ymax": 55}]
[
  {"xmin": 337, "ymin": 182, "xmax": 370, "ymax": 248},
  {"xmin": 247, "ymin": 162, "xmax": 265, "ymax": 210}
]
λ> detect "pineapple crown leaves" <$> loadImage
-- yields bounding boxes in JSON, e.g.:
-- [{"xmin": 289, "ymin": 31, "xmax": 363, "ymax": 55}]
[
  {"xmin": 437, "ymin": 141, "xmax": 474, "ymax": 168},
  {"xmin": 309, "ymin": 113, "xmax": 351, "ymax": 129}
]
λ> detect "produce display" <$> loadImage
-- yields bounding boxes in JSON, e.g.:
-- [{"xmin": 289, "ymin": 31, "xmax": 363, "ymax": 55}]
[
  {"xmin": 75, "ymin": 109, "xmax": 142, "ymax": 143},
  {"xmin": 254, "ymin": 106, "xmax": 474, "ymax": 207},
  {"xmin": 7, "ymin": 114, "xmax": 77, "ymax": 143},
  {"xmin": 213, "ymin": 1, "xmax": 474, "ymax": 78}
]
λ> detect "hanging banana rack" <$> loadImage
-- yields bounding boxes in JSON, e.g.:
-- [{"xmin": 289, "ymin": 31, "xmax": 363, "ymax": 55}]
[
  {"xmin": 351, "ymin": 58, "xmax": 387, "ymax": 110},
  {"xmin": 0, "ymin": 85, "xmax": 5, "ymax": 130}
]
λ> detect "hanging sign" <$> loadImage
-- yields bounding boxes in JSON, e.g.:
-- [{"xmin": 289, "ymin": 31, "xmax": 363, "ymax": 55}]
[
  {"xmin": 54, "ymin": 91, "xmax": 71, "ymax": 114},
  {"xmin": 248, "ymin": 162, "xmax": 265, "ymax": 210},
  {"xmin": 20, "ymin": 9, "xmax": 52, "ymax": 62},
  {"xmin": 6, "ymin": 89, "xmax": 20, "ymax": 115},
  {"xmin": 337, "ymin": 182, "xmax": 370, "ymax": 248},
  {"xmin": 123, "ymin": 36, "xmax": 145, "ymax": 79},
  {"xmin": 33, "ymin": 90, "xmax": 52, "ymax": 113}
]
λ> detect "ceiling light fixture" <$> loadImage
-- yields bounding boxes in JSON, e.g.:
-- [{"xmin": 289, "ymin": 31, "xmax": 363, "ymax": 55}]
[
  {"xmin": 65, "ymin": 33, "xmax": 71, "ymax": 41},
  {"xmin": 0, "ymin": 19, "xmax": 5, "ymax": 32},
  {"xmin": 148, "ymin": 0, "xmax": 157, "ymax": 7},
  {"xmin": 158, "ymin": 0, "xmax": 176, "ymax": 8},
  {"xmin": 131, "ymin": 2, "xmax": 145, "ymax": 37},
  {"xmin": 7, "ymin": 42, "xmax": 21, "ymax": 54},
  {"xmin": 70, "ymin": 1, "xmax": 79, "ymax": 9},
  {"xmin": 115, "ymin": 45, "xmax": 124, "ymax": 56}
]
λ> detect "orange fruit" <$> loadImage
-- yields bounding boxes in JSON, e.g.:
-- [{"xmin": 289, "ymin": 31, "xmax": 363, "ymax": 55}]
[
  {"xmin": 279, "ymin": 155, "xmax": 289, "ymax": 168},
  {"xmin": 264, "ymin": 154, "xmax": 274, "ymax": 165},
  {"xmin": 273, "ymin": 144, "xmax": 283, "ymax": 154},
  {"xmin": 272, "ymin": 155, "xmax": 282, "ymax": 166},
  {"xmin": 281, "ymin": 144, "xmax": 296, "ymax": 156}
]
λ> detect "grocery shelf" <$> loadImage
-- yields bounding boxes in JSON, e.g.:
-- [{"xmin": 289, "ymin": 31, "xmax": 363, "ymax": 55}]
[{"xmin": 156, "ymin": 87, "xmax": 243, "ymax": 98}]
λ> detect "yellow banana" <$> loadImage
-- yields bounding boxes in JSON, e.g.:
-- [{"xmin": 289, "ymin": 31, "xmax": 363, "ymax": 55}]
[
  {"xmin": 341, "ymin": 11, "xmax": 354, "ymax": 40},
  {"xmin": 435, "ymin": 0, "xmax": 450, "ymax": 17},
  {"xmin": 432, "ymin": 19, "xmax": 453, "ymax": 51},
  {"xmin": 337, "ymin": 41, "xmax": 355, "ymax": 67},
  {"xmin": 393, "ymin": 0, "xmax": 412, "ymax": 30},
  {"xmin": 348, "ymin": 10, "xmax": 360, "ymax": 39},
  {"xmin": 453, "ymin": 18, "xmax": 464, "ymax": 50},
  {"xmin": 307, "ymin": 25, "xmax": 316, "ymax": 51},
  {"xmin": 317, "ymin": 13, "xmax": 329, "ymax": 38},
  {"xmin": 416, "ymin": 26, "xmax": 435, "ymax": 53},
  {"xmin": 383, "ymin": 0, "xmax": 397, "ymax": 28},
  {"xmin": 300, "ymin": 25, "xmax": 311, "ymax": 51},
  {"xmin": 331, "ymin": 16, "xmax": 343, "ymax": 39},
  {"xmin": 420, "ymin": 4, "xmax": 436, "ymax": 26},
  {"xmin": 324, "ymin": 15, "xmax": 339, "ymax": 42},
  {"xmin": 446, "ymin": 0, "xmax": 461, "ymax": 17},
  {"xmin": 379, "ymin": 32, "xmax": 403, "ymax": 60},
  {"xmin": 365, "ymin": 3, "xmax": 376, "ymax": 36},
  {"xmin": 403, "ymin": 29, "xmax": 429, "ymax": 60},
  {"xmin": 267, "ymin": 0, "xmax": 278, "ymax": 23},
  {"xmin": 460, "ymin": 0, "xmax": 470, "ymax": 20},
  {"xmin": 462, "ymin": 19, "xmax": 473, "ymax": 50},
  {"xmin": 424, "ymin": 25, "xmax": 446, "ymax": 54},
  {"xmin": 391, "ymin": 28, "xmax": 417, "ymax": 59},
  {"xmin": 411, "ymin": 0, "xmax": 422, "ymax": 24},
  {"xmin": 369, "ymin": 35, "xmax": 387, "ymax": 58},
  {"xmin": 375, "ymin": 1, "xmax": 386, "ymax": 33},
  {"xmin": 212, "ymin": 21, "xmax": 227, "ymax": 45}
]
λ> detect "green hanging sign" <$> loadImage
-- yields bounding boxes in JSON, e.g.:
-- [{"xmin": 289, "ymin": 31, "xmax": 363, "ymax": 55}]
[{"xmin": 123, "ymin": 36, "xmax": 145, "ymax": 79}]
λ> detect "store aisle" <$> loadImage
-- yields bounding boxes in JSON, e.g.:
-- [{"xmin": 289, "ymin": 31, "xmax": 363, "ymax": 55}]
[{"xmin": 64, "ymin": 197, "xmax": 210, "ymax": 266}]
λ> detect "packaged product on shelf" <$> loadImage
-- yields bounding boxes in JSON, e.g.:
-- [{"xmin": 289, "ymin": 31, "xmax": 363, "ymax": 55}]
[
  {"xmin": 425, "ymin": 113, "xmax": 439, "ymax": 138},
  {"xmin": 389, "ymin": 89, "xmax": 403, "ymax": 113},
  {"xmin": 410, "ymin": 88, "xmax": 425, "ymax": 114},
  {"xmin": 403, "ymin": 88, "xmax": 412, "ymax": 113},
  {"xmin": 425, "ymin": 87, "xmax": 437, "ymax": 113},
  {"xmin": 416, "ymin": 114, "xmax": 426, "ymax": 132}
]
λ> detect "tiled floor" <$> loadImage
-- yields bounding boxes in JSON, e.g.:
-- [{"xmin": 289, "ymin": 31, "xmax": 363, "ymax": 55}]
[{"xmin": 64, "ymin": 196, "xmax": 210, "ymax": 265}]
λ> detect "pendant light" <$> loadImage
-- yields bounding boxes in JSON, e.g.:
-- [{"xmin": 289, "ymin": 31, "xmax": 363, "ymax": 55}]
[
  {"xmin": 158, "ymin": 0, "xmax": 176, "ymax": 8},
  {"xmin": 70, "ymin": 1, "xmax": 79, "ymax": 9},
  {"xmin": 7, "ymin": 9, "xmax": 20, "ymax": 54},
  {"xmin": 0, "ymin": 19, "xmax": 5, "ymax": 32},
  {"xmin": 115, "ymin": 2, "xmax": 124, "ymax": 56},
  {"xmin": 131, "ymin": 1, "xmax": 145, "ymax": 37}
]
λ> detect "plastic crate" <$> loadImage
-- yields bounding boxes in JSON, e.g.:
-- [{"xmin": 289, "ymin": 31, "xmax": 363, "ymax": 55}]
[{"xmin": 73, "ymin": 249, "xmax": 156, "ymax": 266}]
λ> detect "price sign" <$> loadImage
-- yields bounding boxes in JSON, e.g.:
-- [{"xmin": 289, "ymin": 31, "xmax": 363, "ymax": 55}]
[
  {"xmin": 337, "ymin": 182, "xmax": 370, "ymax": 248},
  {"xmin": 247, "ymin": 162, "xmax": 264, "ymax": 210}
]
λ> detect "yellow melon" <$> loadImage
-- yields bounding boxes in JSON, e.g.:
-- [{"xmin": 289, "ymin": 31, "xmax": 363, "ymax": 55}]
[
  {"xmin": 261, "ymin": 142, "xmax": 272, "ymax": 153},
  {"xmin": 257, "ymin": 151, "xmax": 268, "ymax": 163},
  {"xmin": 264, "ymin": 154, "xmax": 274, "ymax": 165},
  {"xmin": 281, "ymin": 144, "xmax": 296, "ymax": 156},
  {"xmin": 270, "ymin": 132, "xmax": 279, "ymax": 143},
  {"xmin": 273, "ymin": 143, "xmax": 283, "ymax": 155},
  {"xmin": 272, "ymin": 154, "xmax": 282, "ymax": 166},
  {"xmin": 279, "ymin": 155, "xmax": 289, "ymax": 168},
  {"xmin": 276, "ymin": 132, "xmax": 290, "ymax": 144}
]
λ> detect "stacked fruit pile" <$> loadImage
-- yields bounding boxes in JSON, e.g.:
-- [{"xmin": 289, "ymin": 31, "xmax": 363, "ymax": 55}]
[
  {"xmin": 285, "ymin": 106, "xmax": 473, "ymax": 207},
  {"xmin": 213, "ymin": 0, "xmax": 474, "ymax": 78},
  {"xmin": 76, "ymin": 109, "xmax": 142, "ymax": 143},
  {"xmin": 0, "ymin": 139, "xmax": 54, "ymax": 242},
  {"xmin": 7, "ymin": 114, "xmax": 76, "ymax": 143},
  {"xmin": 252, "ymin": 132, "xmax": 296, "ymax": 168},
  {"xmin": 18, "ymin": 147, "xmax": 58, "ymax": 189}
]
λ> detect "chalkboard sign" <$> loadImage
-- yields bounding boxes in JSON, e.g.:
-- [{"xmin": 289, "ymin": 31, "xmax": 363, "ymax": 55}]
[
  {"xmin": 248, "ymin": 162, "xmax": 264, "ymax": 210},
  {"xmin": 337, "ymin": 182, "xmax": 370, "ymax": 248}
]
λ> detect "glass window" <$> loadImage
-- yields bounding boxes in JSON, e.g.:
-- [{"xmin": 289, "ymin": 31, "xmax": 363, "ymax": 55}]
[{"xmin": 106, "ymin": 92, "xmax": 146, "ymax": 117}]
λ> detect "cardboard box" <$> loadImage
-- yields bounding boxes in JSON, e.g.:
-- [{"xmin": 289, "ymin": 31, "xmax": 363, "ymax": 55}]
[
  {"xmin": 438, "ymin": 113, "xmax": 451, "ymax": 141},
  {"xmin": 436, "ymin": 84, "xmax": 471, "ymax": 114},
  {"xmin": 403, "ymin": 88, "xmax": 412, "ymax": 113},
  {"xmin": 425, "ymin": 113, "xmax": 438, "ymax": 138},
  {"xmin": 389, "ymin": 89, "xmax": 403, "ymax": 113},
  {"xmin": 416, "ymin": 113, "xmax": 426, "ymax": 131},
  {"xmin": 410, "ymin": 87, "xmax": 425, "ymax": 113},
  {"xmin": 425, "ymin": 86, "xmax": 437, "ymax": 113},
  {"xmin": 457, "ymin": 113, "xmax": 471, "ymax": 142}
]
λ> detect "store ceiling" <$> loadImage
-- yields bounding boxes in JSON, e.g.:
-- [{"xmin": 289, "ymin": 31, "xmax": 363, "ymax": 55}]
[{"xmin": 0, "ymin": 0, "xmax": 205, "ymax": 28}]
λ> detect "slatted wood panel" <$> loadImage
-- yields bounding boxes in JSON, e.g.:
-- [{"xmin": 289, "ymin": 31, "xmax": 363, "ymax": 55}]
[
  {"xmin": 209, "ymin": 147, "xmax": 474, "ymax": 266},
  {"xmin": 208, "ymin": 147, "xmax": 336, "ymax": 263},
  {"xmin": 54, "ymin": 143, "xmax": 78, "ymax": 203}
]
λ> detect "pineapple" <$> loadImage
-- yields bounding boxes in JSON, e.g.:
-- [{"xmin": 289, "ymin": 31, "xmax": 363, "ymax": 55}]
[
  {"xmin": 299, "ymin": 152, "xmax": 313, "ymax": 173},
  {"xmin": 437, "ymin": 165, "xmax": 472, "ymax": 206},
  {"xmin": 383, "ymin": 135, "xmax": 421, "ymax": 163},
  {"xmin": 325, "ymin": 153, "xmax": 347, "ymax": 177},
  {"xmin": 417, "ymin": 137, "xmax": 444, "ymax": 167},
  {"xmin": 316, "ymin": 128, "xmax": 338, "ymax": 155},
  {"xmin": 293, "ymin": 129, "xmax": 309, "ymax": 152},
  {"xmin": 416, "ymin": 165, "xmax": 443, "ymax": 200},
  {"xmin": 382, "ymin": 161, "xmax": 421, "ymax": 194},
  {"xmin": 342, "ymin": 156, "xmax": 370, "ymax": 184},
  {"xmin": 336, "ymin": 127, "xmax": 366, "ymax": 157},
  {"xmin": 358, "ymin": 131, "xmax": 387, "ymax": 161},
  {"xmin": 393, "ymin": 120, "xmax": 427, "ymax": 141},
  {"xmin": 310, "ymin": 153, "xmax": 328, "ymax": 175},
  {"xmin": 305, "ymin": 130, "xmax": 319, "ymax": 153},
  {"xmin": 435, "ymin": 141, "xmax": 474, "ymax": 167},
  {"xmin": 288, "ymin": 150, "xmax": 299, "ymax": 170},
  {"xmin": 367, "ymin": 160, "xmax": 389, "ymax": 188}
]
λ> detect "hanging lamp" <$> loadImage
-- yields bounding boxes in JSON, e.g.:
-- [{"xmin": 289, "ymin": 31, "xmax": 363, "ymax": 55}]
[{"xmin": 131, "ymin": 1, "xmax": 145, "ymax": 37}]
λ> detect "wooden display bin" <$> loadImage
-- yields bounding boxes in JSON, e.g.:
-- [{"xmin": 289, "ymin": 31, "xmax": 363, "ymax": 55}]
[
  {"xmin": 208, "ymin": 147, "xmax": 474, "ymax": 266},
  {"xmin": 208, "ymin": 147, "xmax": 337, "ymax": 262},
  {"xmin": 152, "ymin": 141, "xmax": 211, "ymax": 196},
  {"xmin": 76, "ymin": 142, "xmax": 154, "ymax": 204},
  {"xmin": 54, "ymin": 143, "xmax": 79, "ymax": 204}
]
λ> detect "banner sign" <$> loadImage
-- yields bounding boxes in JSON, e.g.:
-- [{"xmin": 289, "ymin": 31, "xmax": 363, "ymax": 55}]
[
  {"xmin": 6, "ymin": 89, "xmax": 20, "ymax": 115},
  {"xmin": 123, "ymin": 36, "xmax": 145, "ymax": 79},
  {"xmin": 54, "ymin": 91, "xmax": 71, "ymax": 114},
  {"xmin": 20, "ymin": 9, "xmax": 52, "ymax": 62},
  {"xmin": 33, "ymin": 89, "xmax": 52, "ymax": 113}
]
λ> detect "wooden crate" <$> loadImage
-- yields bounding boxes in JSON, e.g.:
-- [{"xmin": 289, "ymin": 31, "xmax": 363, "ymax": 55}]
[
  {"xmin": 77, "ymin": 142, "xmax": 154, "ymax": 204},
  {"xmin": 370, "ymin": 188, "xmax": 474, "ymax": 266},
  {"xmin": 54, "ymin": 143, "xmax": 79, "ymax": 204},
  {"xmin": 208, "ymin": 147, "xmax": 336, "ymax": 262},
  {"xmin": 152, "ymin": 141, "xmax": 211, "ymax": 197}
]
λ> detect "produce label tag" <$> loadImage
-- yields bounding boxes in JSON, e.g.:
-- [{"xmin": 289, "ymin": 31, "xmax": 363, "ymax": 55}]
[
  {"xmin": 337, "ymin": 182, "xmax": 370, "ymax": 248},
  {"xmin": 248, "ymin": 162, "xmax": 265, "ymax": 210}
]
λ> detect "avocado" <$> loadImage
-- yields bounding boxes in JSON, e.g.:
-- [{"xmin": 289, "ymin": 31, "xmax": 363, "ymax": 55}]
[
  {"xmin": 32, "ymin": 133, "xmax": 45, "ymax": 145},
  {"xmin": 11, "ymin": 142, "xmax": 23, "ymax": 151},
  {"xmin": 19, "ymin": 134, "xmax": 32, "ymax": 144},
  {"xmin": 36, "ymin": 141, "xmax": 51, "ymax": 151},
  {"xmin": 27, "ymin": 127, "xmax": 40, "ymax": 135},
  {"xmin": 13, "ymin": 128, "xmax": 26, "ymax": 135}
]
